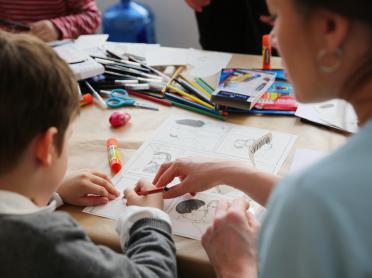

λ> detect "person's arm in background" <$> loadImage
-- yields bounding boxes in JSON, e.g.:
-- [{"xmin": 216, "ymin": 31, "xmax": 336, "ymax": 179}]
[
  {"xmin": 31, "ymin": 0, "xmax": 101, "ymax": 41},
  {"xmin": 153, "ymin": 158, "xmax": 279, "ymax": 206},
  {"xmin": 184, "ymin": 0, "xmax": 211, "ymax": 12}
]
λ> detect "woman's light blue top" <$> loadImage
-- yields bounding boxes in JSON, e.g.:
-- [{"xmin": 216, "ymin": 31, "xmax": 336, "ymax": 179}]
[{"xmin": 259, "ymin": 120, "xmax": 372, "ymax": 278}]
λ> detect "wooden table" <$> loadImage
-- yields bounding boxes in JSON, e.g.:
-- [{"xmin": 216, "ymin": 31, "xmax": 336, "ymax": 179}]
[{"xmin": 62, "ymin": 52, "xmax": 348, "ymax": 278}]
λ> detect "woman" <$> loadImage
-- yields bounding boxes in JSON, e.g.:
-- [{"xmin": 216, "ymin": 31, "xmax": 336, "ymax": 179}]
[{"xmin": 142, "ymin": 0, "xmax": 372, "ymax": 276}]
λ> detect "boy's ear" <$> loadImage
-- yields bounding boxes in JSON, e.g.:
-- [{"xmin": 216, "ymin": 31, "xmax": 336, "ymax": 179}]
[{"xmin": 35, "ymin": 127, "xmax": 58, "ymax": 166}]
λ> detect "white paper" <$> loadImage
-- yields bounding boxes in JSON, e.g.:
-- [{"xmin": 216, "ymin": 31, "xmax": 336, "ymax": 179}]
[
  {"xmin": 289, "ymin": 148, "xmax": 326, "ymax": 173},
  {"xmin": 186, "ymin": 48, "xmax": 232, "ymax": 78},
  {"xmin": 75, "ymin": 34, "xmax": 109, "ymax": 52},
  {"xmin": 146, "ymin": 47, "xmax": 188, "ymax": 66},
  {"xmin": 295, "ymin": 99, "xmax": 358, "ymax": 133},
  {"xmin": 83, "ymin": 115, "xmax": 297, "ymax": 239},
  {"xmin": 105, "ymin": 42, "xmax": 160, "ymax": 60}
]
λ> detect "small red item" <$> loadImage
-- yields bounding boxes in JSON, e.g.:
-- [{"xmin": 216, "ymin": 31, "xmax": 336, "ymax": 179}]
[
  {"xmin": 80, "ymin": 93, "xmax": 93, "ymax": 107},
  {"xmin": 109, "ymin": 112, "xmax": 131, "ymax": 128},
  {"xmin": 262, "ymin": 34, "xmax": 272, "ymax": 70}
]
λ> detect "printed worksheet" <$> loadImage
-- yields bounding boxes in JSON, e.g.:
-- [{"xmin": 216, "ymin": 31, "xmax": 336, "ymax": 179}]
[{"xmin": 83, "ymin": 115, "xmax": 296, "ymax": 240}]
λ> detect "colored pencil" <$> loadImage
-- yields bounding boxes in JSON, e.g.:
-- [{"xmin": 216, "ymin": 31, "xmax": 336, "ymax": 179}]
[
  {"xmin": 167, "ymin": 84, "xmax": 215, "ymax": 110},
  {"xmin": 176, "ymin": 78, "xmax": 212, "ymax": 104},
  {"xmin": 127, "ymin": 90, "xmax": 172, "ymax": 106},
  {"xmin": 170, "ymin": 100, "xmax": 226, "ymax": 121},
  {"xmin": 136, "ymin": 186, "xmax": 170, "ymax": 196},
  {"xmin": 165, "ymin": 93, "xmax": 221, "ymax": 116},
  {"xmin": 195, "ymin": 78, "xmax": 215, "ymax": 95}
]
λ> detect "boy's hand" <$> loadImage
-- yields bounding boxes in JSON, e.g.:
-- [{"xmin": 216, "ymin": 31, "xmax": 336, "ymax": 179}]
[
  {"xmin": 30, "ymin": 20, "xmax": 60, "ymax": 42},
  {"xmin": 57, "ymin": 169, "xmax": 120, "ymax": 206},
  {"xmin": 124, "ymin": 179, "xmax": 163, "ymax": 210}
]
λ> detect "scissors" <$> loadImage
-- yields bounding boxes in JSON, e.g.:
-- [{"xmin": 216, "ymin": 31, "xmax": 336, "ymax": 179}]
[{"xmin": 105, "ymin": 89, "xmax": 159, "ymax": 111}]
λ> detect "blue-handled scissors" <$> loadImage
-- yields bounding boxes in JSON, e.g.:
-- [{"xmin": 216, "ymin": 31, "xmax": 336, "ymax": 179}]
[{"xmin": 105, "ymin": 89, "xmax": 159, "ymax": 111}]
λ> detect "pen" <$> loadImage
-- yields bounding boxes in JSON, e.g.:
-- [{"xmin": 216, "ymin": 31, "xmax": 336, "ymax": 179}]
[
  {"xmin": 136, "ymin": 186, "xmax": 170, "ymax": 196},
  {"xmin": 85, "ymin": 81, "xmax": 108, "ymax": 109}
]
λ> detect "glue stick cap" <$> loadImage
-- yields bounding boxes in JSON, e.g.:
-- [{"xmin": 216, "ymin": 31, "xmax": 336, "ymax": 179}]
[
  {"xmin": 263, "ymin": 34, "xmax": 271, "ymax": 46},
  {"xmin": 106, "ymin": 138, "xmax": 118, "ymax": 147},
  {"xmin": 80, "ymin": 93, "xmax": 93, "ymax": 106}
]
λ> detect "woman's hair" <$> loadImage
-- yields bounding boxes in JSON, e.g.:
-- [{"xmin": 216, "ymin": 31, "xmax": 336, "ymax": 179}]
[{"xmin": 294, "ymin": 0, "xmax": 372, "ymax": 92}]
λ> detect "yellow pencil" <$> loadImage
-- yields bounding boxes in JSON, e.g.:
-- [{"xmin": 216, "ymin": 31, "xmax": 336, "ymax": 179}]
[
  {"xmin": 167, "ymin": 84, "xmax": 215, "ymax": 109},
  {"xmin": 162, "ymin": 66, "xmax": 185, "ymax": 94},
  {"xmin": 179, "ymin": 74, "xmax": 212, "ymax": 98}
]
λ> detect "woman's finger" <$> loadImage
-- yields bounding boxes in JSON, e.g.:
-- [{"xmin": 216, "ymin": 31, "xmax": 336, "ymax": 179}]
[
  {"xmin": 153, "ymin": 163, "xmax": 180, "ymax": 188},
  {"xmin": 152, "ymin": 162, "xmax": 173, "ymax": 185}
]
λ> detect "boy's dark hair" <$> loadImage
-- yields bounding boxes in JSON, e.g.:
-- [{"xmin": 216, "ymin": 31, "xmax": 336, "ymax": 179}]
[{"xmin": 0, "ymin": 31, "xmax": 79, "ymax": 175}]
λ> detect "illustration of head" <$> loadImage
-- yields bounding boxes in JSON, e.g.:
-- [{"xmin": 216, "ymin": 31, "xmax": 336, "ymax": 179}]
[
  {"xmin": 143, "ymin": 151, "xmax": 172, "ymax": 174},
  {"xmin": 175, "ymin": 119, "xmax": 205, "ymax": 128},
  {"xmin": 175, "ymin": 199, "xmax": 218, "ymax": 223}
]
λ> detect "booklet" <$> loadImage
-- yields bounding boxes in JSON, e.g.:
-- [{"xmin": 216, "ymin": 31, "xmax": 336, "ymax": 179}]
[{"xmin": 211, "ymin": 68, "xmax": 276, "ymax": 110}]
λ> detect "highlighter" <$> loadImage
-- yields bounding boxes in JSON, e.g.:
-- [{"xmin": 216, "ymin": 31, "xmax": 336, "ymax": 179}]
[
  {"xmin": 262, "ymin": 34, "xmax": 272, "ymax": 70},
  {"xmin": 106, "ymin": 138, "xmax": 122, "ymax": 173}
]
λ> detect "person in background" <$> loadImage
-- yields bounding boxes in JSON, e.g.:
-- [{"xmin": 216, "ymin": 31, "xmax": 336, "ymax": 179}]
[
  {"xmin": 0, "ymin": 0, "xmax": 101, "ymax": 42},
  {"xmin": 185, "ymin": 0, "xmax": 272, "ymax": 54},
  {"xmin": 156, "ymin": 0, "xmax": 372, "ymax": 276},
  {"xmin": 0, "ymin": 31, "xmax": 176, "ymax": 278}
]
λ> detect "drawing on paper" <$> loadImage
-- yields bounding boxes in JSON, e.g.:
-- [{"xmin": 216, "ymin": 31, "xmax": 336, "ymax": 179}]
[
  {"xmin": 175, "ymin": 119, "xmax": 205, "ymax": 128},
  {"xmin": 233, "ymin": 138, "xmax": 273, "ymax": 151},
  {"xmin": 143, "ymin": 151, "xmax": 172, "ymax": 174},
  {"xmin": 166, "ymin": 193, "xmax": 222, "ymax": 239}
]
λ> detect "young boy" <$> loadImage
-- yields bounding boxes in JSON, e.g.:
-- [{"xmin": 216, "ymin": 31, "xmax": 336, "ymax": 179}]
[{"xmin": 0, "ymin": 31, "xmax": 176, "ymax": 278}]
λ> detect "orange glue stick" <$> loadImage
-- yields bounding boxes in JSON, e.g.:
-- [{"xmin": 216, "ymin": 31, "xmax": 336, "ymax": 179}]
[
  {"xmin": 107, "ymin": 138, "xmax": 122, "ymax": 173},
  {"xmin": 262, "ymin": 34, "xmax": 272, "ymax": 70}
]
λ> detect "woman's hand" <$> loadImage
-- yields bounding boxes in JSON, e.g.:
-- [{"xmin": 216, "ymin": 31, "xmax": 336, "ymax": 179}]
[
  {"xmin": 202, "ymin": 198, "xmax": 259, "ymax": 278},
  {"xmin": 57, "ymin": 169, "xmax": 120, "ymax": 206},
  {"xmin": 185, "ymin": 0, "xmax": 212, "ymax": 12},
  {"xmin": 124, "ymin": 179, "xmax": 164, "ymax": 210},
  {"xmin": 152, "ymin": 157, "xmax": 235, "ymax": 199}
]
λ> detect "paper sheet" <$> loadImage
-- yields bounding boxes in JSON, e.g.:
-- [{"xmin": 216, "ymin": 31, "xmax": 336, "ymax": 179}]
[
  {"xmin": 186, "ymin": 48, "xmax": 232, "ymax": 78},
  {"xmin": 104, "ymin": 42, "xmax": 161, "ymax": 60},
  {"xmin": 295, "ymin": 99, "xmax": 358, "ymax": 133},
  {"xmin": 146, "ymin": 47, "xmax": 188, "ymax": 66},
  {"xmin": 289, "ymin": 148, "xmax": 326, "ymax": 173},
  {"xmin": 83, "ymin": 115, "xmax": 297, "ymax": 239}
]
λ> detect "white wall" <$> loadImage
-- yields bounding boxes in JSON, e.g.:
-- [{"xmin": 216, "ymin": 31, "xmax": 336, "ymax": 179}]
[{"xmin": 96, "ymin": 0, "xmax": 201, "ymax": 49}]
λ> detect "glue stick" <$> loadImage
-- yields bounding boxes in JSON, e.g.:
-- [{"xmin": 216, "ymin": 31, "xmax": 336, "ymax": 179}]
[
  {"xmin": 106, "ymin": 138, "xmax": 122, "ymax": 173},
  {"xmin": 262, "ymin": 34, "xmax": 272, "ymax": 70}
]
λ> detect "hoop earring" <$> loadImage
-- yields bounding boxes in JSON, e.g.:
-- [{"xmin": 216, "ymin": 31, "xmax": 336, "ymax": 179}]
[{"xmin": 317, "ymin": 48, "xmax": 343, "ymax": 73}]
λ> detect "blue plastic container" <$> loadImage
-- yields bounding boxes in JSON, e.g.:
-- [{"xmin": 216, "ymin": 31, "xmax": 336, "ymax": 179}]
[{"xmin": 103, "ymin": 0, "xmax": 156, "ymax": 43}]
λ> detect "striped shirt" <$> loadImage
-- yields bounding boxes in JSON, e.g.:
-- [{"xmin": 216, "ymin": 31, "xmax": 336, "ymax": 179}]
[{"xmin": 0, "ymin": 0, "xmax": 101, "ymax": 39}]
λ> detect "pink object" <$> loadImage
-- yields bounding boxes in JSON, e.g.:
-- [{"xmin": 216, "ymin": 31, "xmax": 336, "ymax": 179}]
[{"xmin": 109, "ymin": 112, "xmax": 131, "ymax": 128}]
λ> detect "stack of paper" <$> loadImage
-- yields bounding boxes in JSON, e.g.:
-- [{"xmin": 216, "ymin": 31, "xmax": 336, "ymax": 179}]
[{"xmin": 295, "ymin": 99, "xmax": 358, "ymax": 133}]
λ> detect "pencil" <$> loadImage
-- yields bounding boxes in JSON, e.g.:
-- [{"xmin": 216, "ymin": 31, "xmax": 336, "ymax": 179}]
[
  {"xmin": 127, "ymin": 90, "xmax": 172, "ymax": 106},
  {"xmin": 165, "ymin": 93, "xmax": 221, "ymax": 116},
  {"xmin": 162, "ymin": 66, "xmax": 185, "ymax": 94},
  {"xmin": 170, "ymin": 100, "xmax": 226, "ymax": 121},
  {"xmin": 167, "ymin": 84, "xmax": 215, "ymax": 110},
  {"xmin": 137, "ymin": 186, "xmax": 170, "ymax": 196},
  {"xmin": 176, "ymin": 78, "xmax": 212, "ymax": 104},
  {"xmin": 195, "ymin": 78, "xmax": 215, "ymax": 95},
  {"xmin": 189, "ymin": 79, "xmax": 211, "ymax": 97}
]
